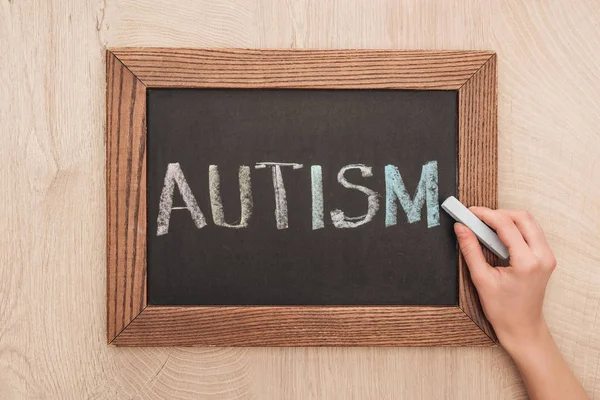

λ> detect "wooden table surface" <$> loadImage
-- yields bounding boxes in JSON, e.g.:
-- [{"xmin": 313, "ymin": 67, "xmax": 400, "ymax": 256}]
[{"xmin": 1, "ymin": 0, "xmax": 599, "ymax": 398}]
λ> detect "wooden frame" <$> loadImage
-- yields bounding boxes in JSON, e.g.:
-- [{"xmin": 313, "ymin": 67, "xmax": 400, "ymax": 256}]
[{"xmin": 106, "ymin": 48, "xmax": 498, "ymax": 346}]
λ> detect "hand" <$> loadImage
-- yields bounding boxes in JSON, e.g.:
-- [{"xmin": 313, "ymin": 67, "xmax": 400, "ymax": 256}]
[
  {"xmin": 454, "ymin": 208, "xmax": 556, "ymax": 352},
  {"xmin": 455, "ymin": 208, "xmax": 589, "ymax": 399}
]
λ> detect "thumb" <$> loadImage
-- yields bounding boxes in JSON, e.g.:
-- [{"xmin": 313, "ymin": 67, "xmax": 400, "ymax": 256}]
[{"xmin": 454, "ymin": 223, "xmax": 492, "ymax": 286}]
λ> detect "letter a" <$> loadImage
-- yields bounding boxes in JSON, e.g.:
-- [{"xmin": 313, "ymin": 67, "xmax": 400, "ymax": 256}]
[{"xmin": 156, "ymin": 163, "xmax": 206, "ymax": 236}]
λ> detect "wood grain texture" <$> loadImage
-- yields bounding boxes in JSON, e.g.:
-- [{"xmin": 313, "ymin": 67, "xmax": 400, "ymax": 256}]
[
  {"xmin": 457, "ymin": 54, "xmax": 499, "ymax": 342},
  {"xmin": 106, "ymin": 52, "xmax": 147, "ymax": 342},
  {"xmin": 108, "ymin": 48, "xmax": 493, "ymax": 347},
  {"xmin": 112, "ymin": 306, "xmax": 493, "ymax": 347},
  {"xmin": 111, "ymin": 48, "xmax": 494, "ymax": 89},
  {"xmin": 2, "ymin": 0, "xmax": 600, "ymax": 399}
]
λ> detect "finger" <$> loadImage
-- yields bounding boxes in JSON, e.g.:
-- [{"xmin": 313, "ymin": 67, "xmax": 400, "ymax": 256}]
[
  {"xmin": 496, "ymin": 210, "xmax": 548, "ymax": 249},
  {"xmin": 469, "ymin": 207, "xmax": 530, "ymax": 258},
  {"xmin": 454, "ymin": 223, "xmax": 493, "ymax": 285},
  {"xmin": 497, "ymin": 210, "xmax": 556, "ymax": 269}
]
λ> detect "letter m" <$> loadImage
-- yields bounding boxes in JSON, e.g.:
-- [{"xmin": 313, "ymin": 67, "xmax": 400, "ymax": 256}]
[{"xmin": 385, "ymin": 161, "xmax": 439, "ymax": 228}]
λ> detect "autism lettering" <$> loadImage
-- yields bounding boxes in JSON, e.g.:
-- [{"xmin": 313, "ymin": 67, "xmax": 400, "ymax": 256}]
[{"xmin": 156, "ymin": 161, "xmax": 440, "ymax": 236}]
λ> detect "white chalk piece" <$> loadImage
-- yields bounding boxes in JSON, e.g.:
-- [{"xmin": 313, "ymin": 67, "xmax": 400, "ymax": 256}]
[{"xmin": 441, "ymin": 196, "xmax": 509, "ymax": 260}]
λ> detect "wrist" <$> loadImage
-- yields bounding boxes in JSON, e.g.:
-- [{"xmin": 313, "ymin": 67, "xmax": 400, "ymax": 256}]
[{"xmin": 498, "ymin": 318, "xmax": 551, "ymax": 357}]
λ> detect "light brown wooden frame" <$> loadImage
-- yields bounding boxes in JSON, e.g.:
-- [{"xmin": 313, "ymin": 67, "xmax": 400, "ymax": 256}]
[{"xmin": 106, "ymin": 48, "xmax": 498, "ymax": 346}]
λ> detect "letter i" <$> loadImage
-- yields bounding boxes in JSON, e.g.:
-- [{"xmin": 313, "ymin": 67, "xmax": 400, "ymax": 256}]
[{"xmin": 311, "ymin": 165, "xmax": 324, "ymax": 230}]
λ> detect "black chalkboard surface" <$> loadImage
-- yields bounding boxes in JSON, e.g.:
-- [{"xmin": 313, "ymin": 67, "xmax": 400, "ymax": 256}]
[{"xmin": 146, "ymin": 88, "xmax": 458, "ymax": 306}]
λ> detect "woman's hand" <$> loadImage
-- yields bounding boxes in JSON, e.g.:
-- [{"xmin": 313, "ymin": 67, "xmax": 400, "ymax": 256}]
[
  {"xmin": 454, "ymin": 208, "xmax": 589, "ymax": 400},
  {"xmin": 454, "ymin": 207, "xmax": 556, "ymax": 351}
]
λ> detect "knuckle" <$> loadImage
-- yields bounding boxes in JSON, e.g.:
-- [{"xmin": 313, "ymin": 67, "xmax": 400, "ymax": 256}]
[
  {"xmin": 467, "ymin": 269, "xmax": 487, "ymax": 287},
  {"xmin": 521, "ymin": 259, "xmax": 542, "ymax": 273},
  {"xmin": 455, "ymin": 227, "xmax": 470, "ymax": 239},
  {"xmin": 460, "ymin": 243, "xmax": 477, "ymax": 258},
  {"xmin": 520, "ymin": 210, "xmax": 535, "ymax": 222},
  {"xmin": 545, "ymin": 255, "xmax": 557, "ymax": 270},
  {"xmin": 471, "ymin": 274, "xmax": 487, "ymax": 287},
  {"xmin": 496, "ymin": 214, "xmax": 512, "ymax": 228}
]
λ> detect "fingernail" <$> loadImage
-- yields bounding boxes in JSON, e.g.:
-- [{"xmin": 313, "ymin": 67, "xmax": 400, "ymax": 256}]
[{"xmin": 454, "ymin": 223, "xmax": 465, "ymax": 234}]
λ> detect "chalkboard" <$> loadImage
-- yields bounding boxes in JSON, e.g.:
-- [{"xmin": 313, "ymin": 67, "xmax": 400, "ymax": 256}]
[
  {"xmin": 106, "ymin": 48, "xmax": 498, "ymax": 346},
  {"xmin": 146, "ymin": 88, "xmax": 458, "ymax": 306}
]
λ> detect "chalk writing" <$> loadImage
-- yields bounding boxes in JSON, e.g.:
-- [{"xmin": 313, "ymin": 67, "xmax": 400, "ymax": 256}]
[
  {"xmin": 385, "ymin": 161, "xmax": 439, "ymax": 228},
  {"xmin": 157, "ymin": 162, "xmax": 206, "ymax": 236},
  {"xmin": 209, "ymin": 165, "xmax": 252, "ymax": 228},
  {"xmin": 156, "ymin": 161, "xmax": 440, "ymax": 234},
  {"xmin": 255, "ymin": 162, "xmax": 304, "ymax": 229},
  {"xmin": 330, "ymin": 164, "xmax": 380, "ymax": 229},
  {"xmin": 311, "ymin": 165, "xmax": 324, "ymax": 230}
]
